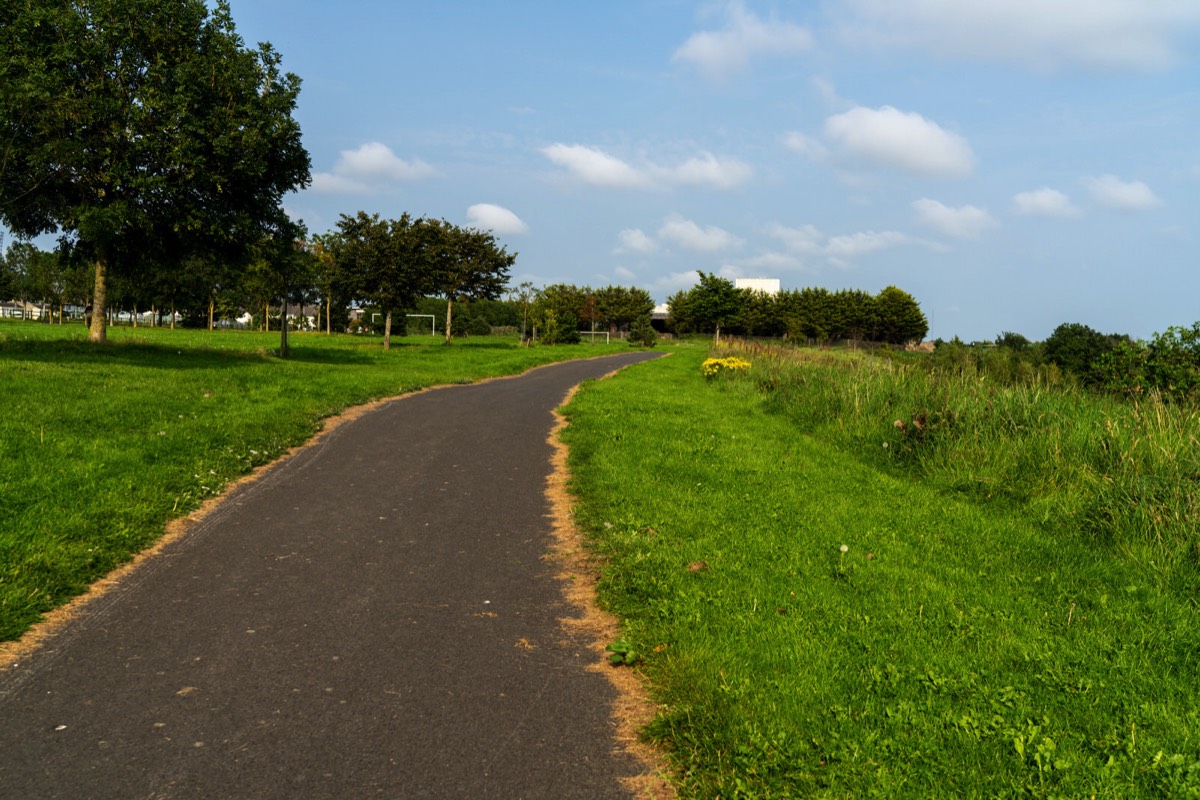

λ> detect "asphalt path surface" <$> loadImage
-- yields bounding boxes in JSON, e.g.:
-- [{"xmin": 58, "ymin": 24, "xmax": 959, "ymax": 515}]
[{"xmin": 0, "ymin": 351, "xmax": 664, "ymax": 799}]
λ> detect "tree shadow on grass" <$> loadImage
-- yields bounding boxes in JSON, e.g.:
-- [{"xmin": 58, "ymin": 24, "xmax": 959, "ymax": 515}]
[{"xmin": 0, "ymin": 337, "xmax": 374, "ymax": 370}]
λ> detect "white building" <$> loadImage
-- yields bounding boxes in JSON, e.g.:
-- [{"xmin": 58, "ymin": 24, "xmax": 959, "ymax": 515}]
[{"xmin": 735, "ymin": 278, "xmax": 780, "ymax": 295}]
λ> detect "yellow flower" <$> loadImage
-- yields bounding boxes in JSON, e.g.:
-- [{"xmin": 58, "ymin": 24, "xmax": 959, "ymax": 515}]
[{"xmin": 701, "ymin": 356, "xmax": 752, "ymax": 379}]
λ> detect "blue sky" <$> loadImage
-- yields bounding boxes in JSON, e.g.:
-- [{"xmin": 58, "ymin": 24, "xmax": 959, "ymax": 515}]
[{"xmin": 47, "ymin": 1, "xmax": 1200, "ymax": 341}]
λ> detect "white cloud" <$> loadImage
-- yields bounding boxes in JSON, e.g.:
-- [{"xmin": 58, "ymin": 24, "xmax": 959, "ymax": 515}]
[
  {"xmin": 824, "ymin": 231, "xmax": 911, "ymax": 267},
  {"xmin": 614, "ymin": 228, "xmax": 659, "ymax": 255},
  {"xmin": 658, "ymin": 215, "xmax": 741, "ymax": 253},
  {"xmin": 657, "ymin": 152, "xmax": 754, "ymax": 190},
  {"xmin": 673, "ymin": 1, "xmax": 814, "ymax": 81},
  {"xmin": 824, "ymin": 106, "xmax": 975, "ymax": 179},
  {"xmin": 767, "ymin": 223, "xmax": 825, "ymax": 255},
  {"xmin": 810, "ymin": 76, "xmax": 846, "ymax": 107},
  {"xmin": 739, "ymin": 251, "xmax": 806, "ymax": 272},
  {"xmin": 783, "ymin": 132, "xmax": 829, "ymax": 162},
  {"xmin": 614, "ymin": 266, "xmax": 637, "ymax": 281},
  {"xmin": 1083, "ymin": 174, "xmax": 1163, "ymax": 212},
  {"xmin": 541, "ymin": 144, "xmax": 650, "ymax": 189},
  {"xmin": 912, "ymin": 198, "xmax": 998, "ymax": 239},
  {"xmin": 840, "ymin": 0, "xmax": 1200, "ymax": 72},
  {"xmin": 542, "ymin": 144, "xmax": 751, "ymax": 190},
  {"xmin": 767, "ymin": 222, "xmax": 930, "ymax": 266},
  {"xmin": 310, "ymin": 142, "xmax": 435, "ymax": 194},
  {"xmin": 466, "ymin": 203, "xmax": 528, "ymax": 235},
  {"xmin": 1013, "ymin": 187, "xmax": 1083, "ymax": 218},
  {"xmin": 653, "ymin": 270, "xmax": 703, "ymax": 297}
]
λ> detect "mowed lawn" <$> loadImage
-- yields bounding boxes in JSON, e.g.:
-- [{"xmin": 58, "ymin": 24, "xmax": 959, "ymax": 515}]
[
  {"xmin": 561, "ymin": 346, "xmax": 1200, "ymax": 798},
  {"xmin": 0, "ymin": 320, "xmax": 630, "ymax": 642}
]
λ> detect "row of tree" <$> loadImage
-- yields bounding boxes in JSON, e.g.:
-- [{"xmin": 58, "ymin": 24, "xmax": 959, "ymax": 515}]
[
  {"xmin": 322, "ymin": 213, "xmax": 513, "ymax": 349},
  {"xmin": 667, "ymin": 272, "xmax": 929, "ymax": 345},
  {"xmin": 0, "ymin": 231, "xmax": 667, "ymax": 346},
  {"xmin": 526, "ymin": 283, "xmax": 656, "ymax": 345}
]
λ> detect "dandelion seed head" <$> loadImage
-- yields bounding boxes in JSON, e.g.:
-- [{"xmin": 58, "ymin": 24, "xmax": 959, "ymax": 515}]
[{"xmin": 839, "ymin": 544, "xmax": 849, "ymax": 554}]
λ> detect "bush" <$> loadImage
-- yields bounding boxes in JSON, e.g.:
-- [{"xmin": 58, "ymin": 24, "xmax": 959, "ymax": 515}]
[
  {"xmin": 627, "ymin": 318, "xmax": 657, "ymax": 348},
  {"xmin": 466, "ymin": 316, "xmax": 492, "ymax": 336},
  {"xmin": 1043, "ymin": 322, "xmax": 1129, "ymax": 386},
  {"xmin": 537, "ymin": 309, "xmax": 580, "ymax": 345}
]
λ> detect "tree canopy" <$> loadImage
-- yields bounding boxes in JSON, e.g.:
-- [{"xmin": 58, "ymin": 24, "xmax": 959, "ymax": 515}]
[
  {"xmin": 334, "ymin": 212, "xmax": 426, "ymax": 350},
  {"xmin": 667, "ymin": 271, "xmax": 741, "ymax": 343},
  {"xmin": 667, "ymin": 281, "xmax": 929, "ymax": 345},
  {"xmin": 0, "ymin": 0, "xmax": 310, "ymax": 342},
  {"xmin": 418, "ymin": 219, "xmax": 515, "ymax": 345}
]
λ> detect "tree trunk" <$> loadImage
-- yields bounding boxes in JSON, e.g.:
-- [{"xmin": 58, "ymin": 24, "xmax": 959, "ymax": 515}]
[
  {"xmin": 714, "ymin": 321, "xmax": 721, "ymax": 346},
  {"xmin": 170, "ymin": 300, "xmax": 176, "ymax": 330},
  {"xmin": 383, "ymin": 309, "xmax": 392, "ymax": 350},
  {"xmin": 132, "ymin": 303, "xmax": 138, "ymax": 328},
  {"xmin": 279, "ymin": 300, "xmax": 289, "ymax": 358},
  {"xmin": 443, "ymin": 297, "xmax": 454, "ymax": 345},
  {"xmin": 208, "ymin": 297, "xmax": 215, "ymax": 331},
  {"xmin": 88, "ymin": 256, "xmax": 108, "ymax": 343},
  {"xmin": 326, "ymin": 298, "xmax": 332, "ymax": 335},
  {"xmin": 264, "ymin": 301, "xmax": 269, "ymax": 332}
]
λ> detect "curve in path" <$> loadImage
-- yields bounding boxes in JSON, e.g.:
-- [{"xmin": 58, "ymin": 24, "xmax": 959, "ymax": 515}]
[{"xmin": 0, "ymin": 351, "xmax": 664, "ymax": 799}]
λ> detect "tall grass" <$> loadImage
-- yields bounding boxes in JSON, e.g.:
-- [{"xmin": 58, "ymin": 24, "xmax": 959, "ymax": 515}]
[{"xmin": 735, "ymin": 341, "xmax": 1200, "ymax": 583}]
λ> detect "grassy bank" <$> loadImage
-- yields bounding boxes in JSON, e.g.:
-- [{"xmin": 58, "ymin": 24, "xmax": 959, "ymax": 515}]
[
  {"xmin": 0, "ymin": 319, "xmax": 630, "ymax": 641},
  {"xmin": 561, "ymin": 344, "xmax": 1200, "ymax": 798},
  {"xmin": 745, "ymin": 342, "xmax": 1200, "ymax": 583}
]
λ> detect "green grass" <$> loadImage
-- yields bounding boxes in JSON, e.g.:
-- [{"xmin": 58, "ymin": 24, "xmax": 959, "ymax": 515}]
[
  {"xmin": 561, "ymin": 344, "xmax": 1200, "ymax": 798},
  {"xmin": 742, "ymin": 342, "xmax": 1200, "ymax": 580},
  {"xmin": 0, "ymin": 318, "xmax": 634, "ymax": 641}
]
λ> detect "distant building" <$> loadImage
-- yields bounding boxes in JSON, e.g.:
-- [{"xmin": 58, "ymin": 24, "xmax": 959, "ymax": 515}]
[
  {"xmin": 735, "ymin": 278, "xmax": 780, "ymax": 295},
  {"xmin": 650, "ymin": 303, "xmax": 670, "ymax": 332}
]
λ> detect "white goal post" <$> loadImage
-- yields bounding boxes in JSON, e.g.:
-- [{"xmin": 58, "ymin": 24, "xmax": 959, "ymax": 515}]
[
  {"xmin": 406, "ymin": 314, "xmax": 437, "ymax": 336},
  {"xmin": 579, "ymin": 331, "xmax": 610, "ymax": 344}
]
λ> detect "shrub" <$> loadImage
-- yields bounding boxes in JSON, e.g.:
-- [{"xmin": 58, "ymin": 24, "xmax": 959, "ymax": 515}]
[
  {"xmin": 466, "ymin": 316, "xmax": 492, "ymax": 336},
  {"xmin": 627, "ymin": 318, "xmax": 657, "ymax": 348}
]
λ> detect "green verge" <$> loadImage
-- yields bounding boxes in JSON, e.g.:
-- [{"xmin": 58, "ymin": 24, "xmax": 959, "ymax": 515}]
[
  {"xmin": 561, "ymin": 344, "xmax": 1200, "ymax": 798},
  {"xmin": 0, "ymin": 319, "xmax": 632, "ymax": 642}
]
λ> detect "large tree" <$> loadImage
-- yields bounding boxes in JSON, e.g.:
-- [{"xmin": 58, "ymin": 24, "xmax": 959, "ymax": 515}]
[
  {"xmin": 874, "ymin": 285, "xmax": 928, "ymax": 346},
  {"xmin": 309, "ymin": 233, "xmax": 346, "ymax": 335},
  {"xmin": 419, "ymin": 220, "xmax": 514, "ymax": 345},
  {"xmin": 595, "ymin": 285, "xmax": 655, "ymax": 335},
  {"xmin": 0, "ymin": 0, "xmax": 310, "ymax": 343},
  {"xmin": 670, "ymin": 271, "xmax": 741, "ymax": 343},
  {"xmin": 335, "ymin": 212, "xmax": 424, "ymax": 350}
]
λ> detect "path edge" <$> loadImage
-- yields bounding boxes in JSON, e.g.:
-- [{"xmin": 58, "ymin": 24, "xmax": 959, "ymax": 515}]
[
  {"xmin": 545, "ymin": 365, "xmax": 677, "ymax": 800},
  {"xmin": 0, "ymin": 351, "xmax": 659, "ymax": 671}
]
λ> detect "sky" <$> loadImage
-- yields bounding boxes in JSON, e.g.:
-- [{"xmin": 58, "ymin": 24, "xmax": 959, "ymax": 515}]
[{"xmin": 21, "ymin": 1, "xmax": 1200, "ymax": 341}]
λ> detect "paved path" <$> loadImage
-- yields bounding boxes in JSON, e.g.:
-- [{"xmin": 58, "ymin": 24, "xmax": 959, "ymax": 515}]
[{"xmin": 0, "ymin": 351, "xmax": 664, "ymax": 799}]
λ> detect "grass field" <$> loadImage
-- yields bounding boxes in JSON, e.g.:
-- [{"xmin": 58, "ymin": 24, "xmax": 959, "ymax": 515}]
[
  {"xmin": 561, "ymin": 344, "xmax": 1200, "ymax": 798},
  {"xmin": 6, "ymin": 320, "xmax": 1199, "ymax": 796},
  {"xmin": 0, "ymin": 319, "xmax": 630, "ymax": 641}
]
